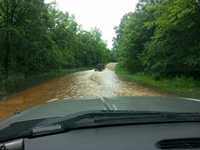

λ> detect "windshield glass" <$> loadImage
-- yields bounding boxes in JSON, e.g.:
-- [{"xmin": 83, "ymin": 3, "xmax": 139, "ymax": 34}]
[{"xmin": 0, "ymin": 0, "xmax": 200, "ymax": 120}]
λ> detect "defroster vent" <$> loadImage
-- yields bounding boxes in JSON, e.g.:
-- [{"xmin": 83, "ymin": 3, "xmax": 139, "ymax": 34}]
[{"xmin": 157, "ymin": 138, "xmax": 200, "ymax": 149}]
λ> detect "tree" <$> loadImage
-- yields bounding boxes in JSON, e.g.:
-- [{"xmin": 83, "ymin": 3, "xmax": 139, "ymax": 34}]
[
  {"xmin": 114, "ymin": 0, "xmax": 200, "ymax": 78},
  {"xmin": 0, "ymin": 0, "xmax": 51, "ymax": 78},
  {"xmin": 144, "ymin": 0, "xmax": 200, "ymax": 77}
]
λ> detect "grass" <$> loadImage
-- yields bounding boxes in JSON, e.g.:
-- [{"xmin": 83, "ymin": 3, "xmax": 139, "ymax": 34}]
[
  {"xmin": 115, "ymin": 64, "xmax": 200, "ymax": 99},
  {"xmin": 0, "ymin": 67, "xmax": 90, "ymax": 99}
]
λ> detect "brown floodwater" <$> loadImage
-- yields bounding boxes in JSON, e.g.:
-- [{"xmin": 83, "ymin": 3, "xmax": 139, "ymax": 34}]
[{"xmin": 0, "ymin": 63, "xmax": 165, "ymax": 119}]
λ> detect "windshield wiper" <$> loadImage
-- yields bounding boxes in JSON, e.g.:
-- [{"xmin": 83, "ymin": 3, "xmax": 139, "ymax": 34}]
[
  {"xmin": 1, "ymin": 111, "xmax": 200, "ymax": 142},
  {"xmin": 31, "ymin": 111, "xmax": 200, "ymax": 137},
  {"xmin": 0, "ymin": 117, "xmax": 62, "ymax": 143}
]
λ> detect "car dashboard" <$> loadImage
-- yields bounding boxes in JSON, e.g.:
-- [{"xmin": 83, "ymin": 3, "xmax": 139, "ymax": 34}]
[{"xmin": 17, "ymin": 122, "xmax": 200, "ymax": 150}]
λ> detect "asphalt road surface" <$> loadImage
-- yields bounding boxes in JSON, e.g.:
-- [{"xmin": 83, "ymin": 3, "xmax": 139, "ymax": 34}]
[{"xmin": 0, "ymin": 63, "xmax": 165, "ymax": 119}]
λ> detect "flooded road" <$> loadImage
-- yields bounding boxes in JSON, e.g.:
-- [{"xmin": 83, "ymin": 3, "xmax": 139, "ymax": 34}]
[{"xmin": 0, "ymin": 63, "xmax": 165, "ymax": 119}]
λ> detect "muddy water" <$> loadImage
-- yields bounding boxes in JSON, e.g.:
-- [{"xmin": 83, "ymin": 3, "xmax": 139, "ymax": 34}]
[{"xmin": 0, "ymin": 63, "xmax": 165, "ymax": 119}]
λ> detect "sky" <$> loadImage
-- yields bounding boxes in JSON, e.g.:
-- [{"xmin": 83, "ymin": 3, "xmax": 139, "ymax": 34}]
[{"xmin": 45, "ymin": 0, "xmax": 138, "ymax": 48}]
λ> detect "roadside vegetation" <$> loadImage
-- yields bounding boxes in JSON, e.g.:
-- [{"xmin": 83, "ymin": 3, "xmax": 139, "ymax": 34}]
[
  {"xmin": 0, "ymin": 0, "xmax": 111, "ymax": 97},
  {"xmin": 113, "ymin": 0, "xmax": 200, "ymax": 98},
  {"xmin": 116, "ymin": 64, "xmax": 200, "ymax": 98}
]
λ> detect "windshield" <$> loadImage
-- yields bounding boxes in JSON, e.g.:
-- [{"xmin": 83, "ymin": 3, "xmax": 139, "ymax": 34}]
[{"xmin": 0, "ymin": 0, "xmax": 200, "ymax": 120}]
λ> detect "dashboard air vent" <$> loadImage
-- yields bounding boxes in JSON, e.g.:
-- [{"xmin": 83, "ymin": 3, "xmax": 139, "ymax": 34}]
[{"xmin": 157, "ymin": 138, "xmax": 200, "ymax": 149}]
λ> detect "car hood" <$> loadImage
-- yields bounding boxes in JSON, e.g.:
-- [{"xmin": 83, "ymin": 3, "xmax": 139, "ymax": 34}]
[{"xmin": 1, "ymin": 96, "xmax": 200, "ymax": 129}]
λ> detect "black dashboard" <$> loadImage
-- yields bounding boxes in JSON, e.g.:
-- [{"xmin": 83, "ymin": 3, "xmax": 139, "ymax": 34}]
[{"xmin": 24, "ymin": 122, "xmax": 200, "ymax": 150}]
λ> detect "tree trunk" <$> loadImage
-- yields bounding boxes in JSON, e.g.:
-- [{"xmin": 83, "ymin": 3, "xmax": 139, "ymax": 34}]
[{"xmin": 4, "ymin": 31, "xmax": 10, "ymax": 79}]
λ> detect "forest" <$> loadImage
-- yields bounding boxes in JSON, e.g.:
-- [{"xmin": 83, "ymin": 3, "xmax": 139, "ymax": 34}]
[
  {"xmin": 0, "ymin": 0, "xmax": 110, "ymax": 95},
  {"xmin": 0, "ymin": 0, "xmax": 110, "ymax": 78},
  {"xmin": 113, "ymin": 0, "xmax": 200, "ymax": 79}
]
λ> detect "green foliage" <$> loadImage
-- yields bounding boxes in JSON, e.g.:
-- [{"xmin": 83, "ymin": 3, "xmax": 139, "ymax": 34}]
[
  {"xmin": 114, "ymin": 0, "xmax": 200, "ymax": 78},
  {"xmin": 116, "ymin": 64, "xmax": 200, "ymax": 99},
  {"xmin": 0, "ymin": 0, "xmax": 110, "ymax": 80}
]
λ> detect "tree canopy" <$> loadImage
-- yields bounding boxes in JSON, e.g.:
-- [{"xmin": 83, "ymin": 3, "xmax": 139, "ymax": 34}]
[
  {"xmin": 0, "ymin": 0, "xmax": 110, "ymax": 79},
  {"xmin": 113, "ymin": 0, "xmax": 200, "ymax": 78}
]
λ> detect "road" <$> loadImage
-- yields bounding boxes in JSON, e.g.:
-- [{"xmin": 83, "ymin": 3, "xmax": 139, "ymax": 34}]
[{"xmin": 0, "ymin": 63, "xmax": 165, "ymax": 119}]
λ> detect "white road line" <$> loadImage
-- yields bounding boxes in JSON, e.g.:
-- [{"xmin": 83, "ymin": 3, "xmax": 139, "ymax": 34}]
[
  {"xmin": 99, "ymin": 97, "xmax": 112, "ymax": 110},
  {"xmin": 99, "ymin": 97, "xmax": 106, "ymax": 103},
  {"xmin": 182, "ymin": 97, "xmax": 200, "ymax": 102},
  {"xmin": 99, "ymin": 96, "xmax": 118, "ymax": 110},
  {"xmin": 47, "ymin": 98, "xmax": 59, "ymax": 103},
  {"xmin": 112, "ymin": 104, "xmax": 118, "ymax": 111}
]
